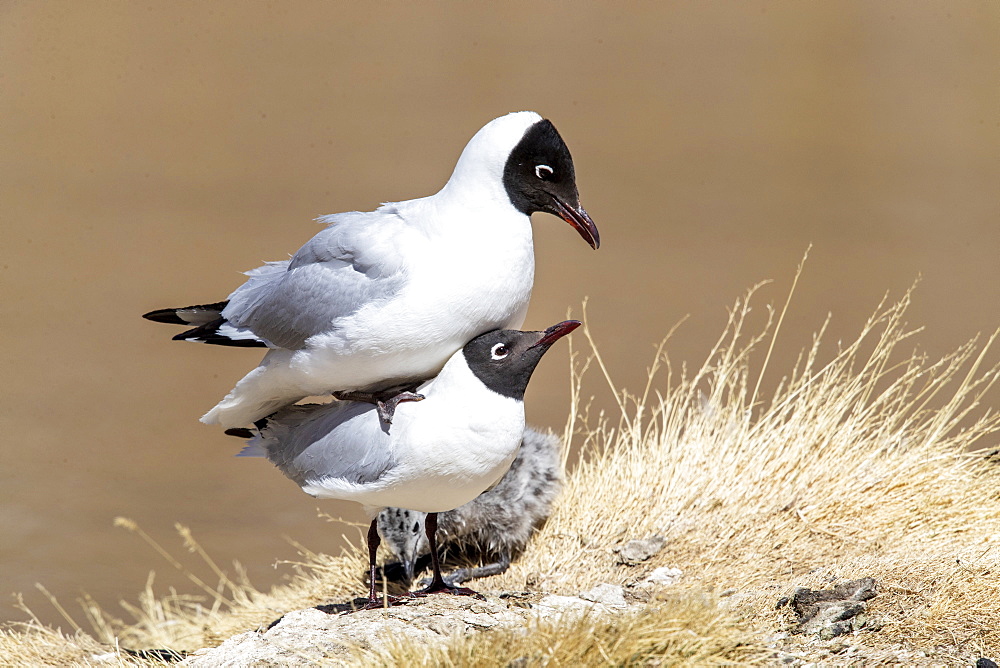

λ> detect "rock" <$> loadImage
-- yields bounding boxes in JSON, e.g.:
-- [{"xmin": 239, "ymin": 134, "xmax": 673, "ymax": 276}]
[
  {"xmin": 643, "ymin": 566, "xmax": 682, "ymax": 586},
  {"xmin": 181, "ymin": 596, "xmax": 526, "ymax": 666},
  {"xmin": 579, "ymin": 583, "xmax": 628, "ymax": 607},
  {"xmin": 780, "ymin": 577, "xmax": 878, "ymax": 638},
  {"xmin": 615, "ymin": 535, "xmax": 667, "ymax": 564},
  {"xmin": 180, "ymin": 590, "xmax": 637, "ymax": 666},
  {"xmin": 533, "ymin": 593, "xmax": 625, "ymax": 621}
]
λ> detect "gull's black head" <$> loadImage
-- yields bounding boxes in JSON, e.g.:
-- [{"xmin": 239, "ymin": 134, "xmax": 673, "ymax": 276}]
[
  {"xmin": 463, "ymin": 320, "xmax": 581, "ymax": 400},
  {"xmin": 503, "ymin": 120, "xmax": 600, "ymax": 250}
]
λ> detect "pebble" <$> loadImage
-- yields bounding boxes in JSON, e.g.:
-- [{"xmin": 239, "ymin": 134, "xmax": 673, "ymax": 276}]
[
  {"xmin": 580, "ymin": 583, "xmax": 628, "ymax": 607},
  {"xmin": 643, "ymin": 566, "xmax": 682, "ymax": 585},
  {"xmin": 615, "ymin": 535, "xmax": 667, "ymax": 563}
]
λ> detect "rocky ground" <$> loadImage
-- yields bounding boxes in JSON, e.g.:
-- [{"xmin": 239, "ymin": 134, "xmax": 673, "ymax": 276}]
[{"xmin": 83, "ymin": 571, "xmax": 997, "ymax": 667}]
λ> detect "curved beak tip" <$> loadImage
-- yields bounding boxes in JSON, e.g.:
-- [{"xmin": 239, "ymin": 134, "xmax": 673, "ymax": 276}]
[
  {"xmin": 554, "ymin": 320, "xmax": 582, "ymax": 335},
  {"xmin": 532, "ymin": 320, "xmax": 582, "ymax": 348},
  {"xmin": 555, "ymin": 199, "xmax": 600, "ymax": 250}
]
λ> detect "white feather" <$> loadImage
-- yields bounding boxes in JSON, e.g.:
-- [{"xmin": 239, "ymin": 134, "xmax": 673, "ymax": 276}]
[{"xmin": 200, "ymin": 112, "xmax": 544, "ymax": 428}]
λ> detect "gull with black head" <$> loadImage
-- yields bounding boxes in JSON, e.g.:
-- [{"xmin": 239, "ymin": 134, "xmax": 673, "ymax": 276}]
[
  {"xmin": 236, "ymin": 320, "xmax": 579, "ymax": 609},
  {"xmin": 143, "ymin": 112, "xmax": 598, "ymax": 428}
]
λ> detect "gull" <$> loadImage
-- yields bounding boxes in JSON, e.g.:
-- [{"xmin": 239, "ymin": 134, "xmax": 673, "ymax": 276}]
[
  {"xmin": 143, "ymin": 112, "xmax": 598, "ymax": 428},
  {"xmin": 236, "ymin": 320, "xmax": 578, "ymax": 608},
  {"xmin": 377, "ymin": 425, "xmax": 561, "ymax": 587}
]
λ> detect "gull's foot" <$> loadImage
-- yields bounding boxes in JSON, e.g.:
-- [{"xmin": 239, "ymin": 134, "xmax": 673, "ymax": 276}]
[
  {"xmin": 332, "ymin": 386, "xmax": 425, "ymax": 424},
  {"xmin": 414, "ymin": 569, "xmax": 471, "ymax": 589},
  {"xmin": 411, "ymin": 580, "xmax": 485, "ymax": 600},
  {"xmin": 339, "ymin": 594, "xmax": 410, "ymax": 614},
  {"xmin": 376, "ymin": 391, "xmax": 425, "ymax": 424}
]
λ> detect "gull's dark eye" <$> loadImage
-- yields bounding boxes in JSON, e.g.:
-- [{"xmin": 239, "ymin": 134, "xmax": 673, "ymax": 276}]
[
  {"xmin": 490, "ymin": 342, "xmax": 509, "ymax": 360},
  {"xmin": 534, "ymin": 164, "xmax": 553, "ymax": 181}
]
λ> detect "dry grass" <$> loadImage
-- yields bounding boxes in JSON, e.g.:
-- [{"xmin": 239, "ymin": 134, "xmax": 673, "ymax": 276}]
[
  {"xmin": 1, "ymin": 527, "xmax": 373, "ymax": 665},
  {"xmin": 357, "ymin": 594, "xmax": 770, "ymax": 666},
  {"xmin": 487, "ymin": 283, "xmax": 1000, "ymax": 661},
  {"xmin": 3, "ymin": 282, "xmax": 1000, "ymax": 665}
]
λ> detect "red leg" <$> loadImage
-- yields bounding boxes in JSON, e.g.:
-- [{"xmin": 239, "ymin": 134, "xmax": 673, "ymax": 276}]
[{"xmin": 351, "ymin": 519, "xmax": 408, "ymax": 611}]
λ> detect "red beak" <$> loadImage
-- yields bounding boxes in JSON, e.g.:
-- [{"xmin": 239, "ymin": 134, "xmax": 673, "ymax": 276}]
[
  {"xmin": 553, "ymin": 197, "xmax": 600, "ymax": 250},
  {"xmin": 529, "ymin": 320, "xmax": 582, "ymax": 349}
]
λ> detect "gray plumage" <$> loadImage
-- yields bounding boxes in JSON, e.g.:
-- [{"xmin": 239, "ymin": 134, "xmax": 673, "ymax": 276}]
[
  {"xmin": 377, "ymin": 425, "xmax": 562, "ymax": 586},
  {"xmin": 238, "ymin": 400, "xmax": 396, "ymax": 487},
  {"xmin": 222, "ymin": 214, "xmax": 411, "ymax": 351},
  {"xmin": 141, "ymin": 112, "xmax": 600, "ymax": 430}
]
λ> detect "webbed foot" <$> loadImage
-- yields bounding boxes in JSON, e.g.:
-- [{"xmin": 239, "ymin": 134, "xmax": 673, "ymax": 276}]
[{"xmin": 332, "ymin": 385, "xmax": 425, "ymax": 424}]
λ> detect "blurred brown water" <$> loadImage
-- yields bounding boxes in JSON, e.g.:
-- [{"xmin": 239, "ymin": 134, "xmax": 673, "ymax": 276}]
[{"xmin": 2, "ymin": 2, "xmax": 998, "ymax": 628}]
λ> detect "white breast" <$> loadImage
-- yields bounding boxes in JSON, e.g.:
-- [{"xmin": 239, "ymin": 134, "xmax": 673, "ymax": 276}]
[{"xmin": 302, "ymin": 354, "xmax": 526, "ymax": 514}]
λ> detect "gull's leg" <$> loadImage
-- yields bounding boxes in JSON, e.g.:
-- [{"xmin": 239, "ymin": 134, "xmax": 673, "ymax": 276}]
[
  {"xmin": 351, "ymin": 519, "xmax": 407, "ymax": 612},
  {"xmin": 412, "ymin": 513, "xmax": 485, "ymax": 599}
]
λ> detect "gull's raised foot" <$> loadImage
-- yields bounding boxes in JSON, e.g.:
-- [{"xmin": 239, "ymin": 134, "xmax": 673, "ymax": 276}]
[
  {"xmin": 332, "ymin": 386, "xmax": 425, "ymax": 424},
  {"xmin": 376, "ymin": 391, "xmax": 425, "ymax": 423}
]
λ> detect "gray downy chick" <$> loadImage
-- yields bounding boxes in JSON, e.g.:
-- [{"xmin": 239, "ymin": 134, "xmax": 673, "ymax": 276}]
[{"xmin": 377, "ymin": 425, "xmax": 562, "ymax": 587}]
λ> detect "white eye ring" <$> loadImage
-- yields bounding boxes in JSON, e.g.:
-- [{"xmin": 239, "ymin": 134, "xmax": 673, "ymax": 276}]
[
  {"xmin": 491, "ymin": 342, "xmax": 509, "ymax": 360},
  {"xmin": 535, "ymin": 164, "xmax": 553, "ymax": 179}
]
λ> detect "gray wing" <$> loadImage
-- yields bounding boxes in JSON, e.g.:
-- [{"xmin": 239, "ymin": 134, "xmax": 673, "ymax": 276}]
[
  {"xmin": 259, "ymin": 402, "xmax": 396, "ymax": 488},
  {"xmin": 222, "ymin": 209, "xmax": 410, "ymax": 349}
]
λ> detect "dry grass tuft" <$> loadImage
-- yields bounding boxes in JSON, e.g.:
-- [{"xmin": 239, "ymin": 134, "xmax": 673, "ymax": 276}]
[
  {"xmin": 3, "ymin": 283, "xmax": 1000, "ymax": 665},
  {"xmin": 0, "ymin": 524, "xmax": 372, "ymax": 665},
  {"xmin": 485, "ymin": 284, "xmax": 1000, "ymax": 660},
  {"xmin": 0, "ymin": 615, "xmax": 113, "ymax": 668},
  {"xmin": 359, "ymin": 594, "xmax": 770, "ymax": 666}
]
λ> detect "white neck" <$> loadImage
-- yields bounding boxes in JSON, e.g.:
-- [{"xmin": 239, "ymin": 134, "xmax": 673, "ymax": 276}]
[{"xmin": 434, "ymin": 111, "xmax": 542, "ymax": 211}]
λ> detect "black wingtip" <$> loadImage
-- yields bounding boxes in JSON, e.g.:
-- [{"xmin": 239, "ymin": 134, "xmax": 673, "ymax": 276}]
[
  {"xmin": 143, "ymin": 301, "xmax": 230, "ymax": 325},
  {"xmin": 174, "ymin": 334, "xmax": 269, "ymax": 348},
  {"xmin": 203, "ymin": 337, "xmax": 269, "ymax": 348},
  {"xmin": 171, "ymin": 320, "xmax": 269, "ymax": 348},
  {"xmin": 142, "ymin": 308, "xmax": 189, "ymax": 325},
  {"xmin": 224, "ymin": 428, "xmax": 255, "ymax": 438}
]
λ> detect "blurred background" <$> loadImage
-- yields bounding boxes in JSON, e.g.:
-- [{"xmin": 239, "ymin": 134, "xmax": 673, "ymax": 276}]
[{"xmin": 2, "ymin": 2, "xmax": 998, "ymax": 628}]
